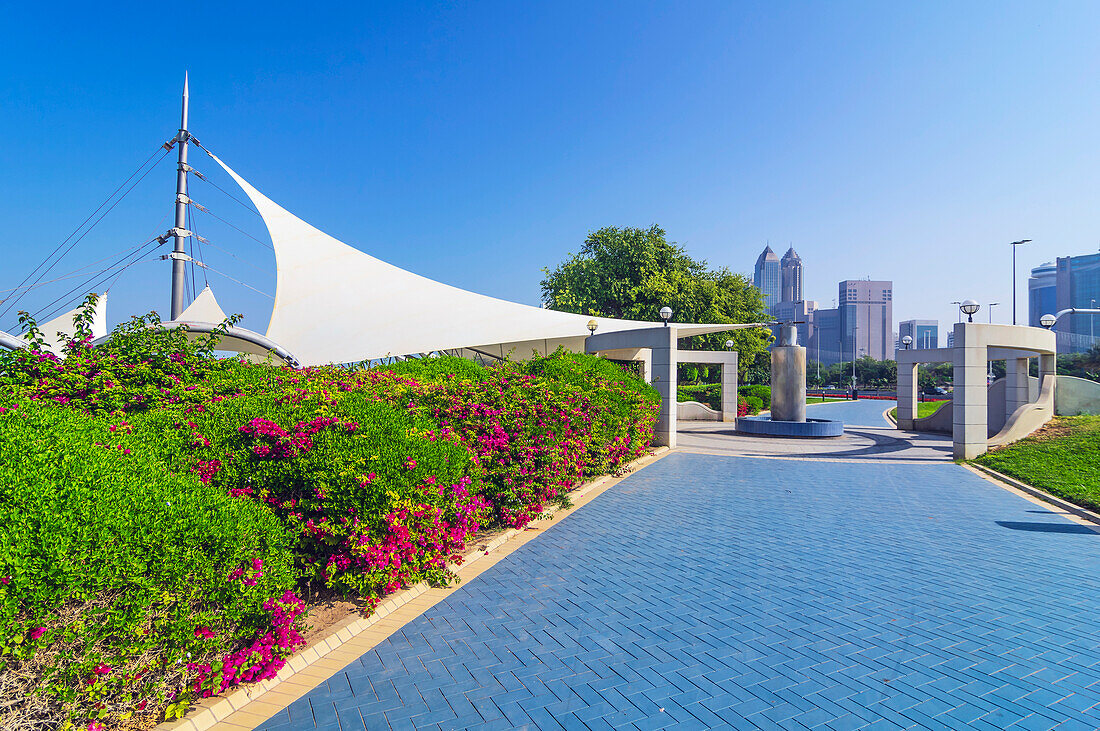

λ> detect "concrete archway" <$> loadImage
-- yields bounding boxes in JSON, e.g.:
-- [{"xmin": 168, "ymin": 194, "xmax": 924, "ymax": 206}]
[{"xmin": 896, "ymin": 323, "xmax": 1056, "ymax": 459}]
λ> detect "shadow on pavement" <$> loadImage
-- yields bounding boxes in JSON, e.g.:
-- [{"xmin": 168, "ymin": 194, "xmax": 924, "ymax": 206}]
[{"xmin": 995, "ymin": 521, "xmax": 1099, "ymax": 535}]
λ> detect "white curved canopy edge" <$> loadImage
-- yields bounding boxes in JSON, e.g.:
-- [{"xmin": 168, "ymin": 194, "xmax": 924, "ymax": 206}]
[
  {"xmin": 13, "ymin": 294, "xmax": 110, "ymax": 356},
  {"xmin": 0, "ymin": 330, "xmax": 27, "ymax": 351},
  {"xmin": 208, "ymin": 152, "xmax": 757, "ymax": 367}
]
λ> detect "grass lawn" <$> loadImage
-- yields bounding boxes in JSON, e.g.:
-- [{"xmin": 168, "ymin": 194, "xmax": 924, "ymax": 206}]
[
  {"xmin": 973, "ymin": 416, "xmax": 1100, "ymax": 512},
  {"xmin": 888, "ymin": 400, "xmax": 949, "ymax": 421},
  {"xmin": 807, "ymin": 396, "xmax": 847, "ymax": 403}
]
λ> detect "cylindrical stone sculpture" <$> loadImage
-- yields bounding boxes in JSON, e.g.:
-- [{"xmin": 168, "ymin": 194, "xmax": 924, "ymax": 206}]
[{"xmin": 770, "ymin": 324, "xmax": 807, "ymax": 422}]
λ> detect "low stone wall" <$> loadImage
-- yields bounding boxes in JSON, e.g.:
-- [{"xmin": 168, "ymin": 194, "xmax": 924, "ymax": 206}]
[
  {"xmin": 913, "ymin": 400, "xmax": 953, "ymax": 434},
  {"xmin": 677, "ymin": 400, "xmax": 721, "ymax": 421},
  {"xmin": 1055, "ymin": 375, "xmax": 1100, "ymax": 416}
]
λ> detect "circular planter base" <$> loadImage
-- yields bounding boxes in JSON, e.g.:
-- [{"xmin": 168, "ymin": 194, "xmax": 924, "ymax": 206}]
[{"xmin": 735, "ymin": 416, "xmax": 845, "ymax": 438}]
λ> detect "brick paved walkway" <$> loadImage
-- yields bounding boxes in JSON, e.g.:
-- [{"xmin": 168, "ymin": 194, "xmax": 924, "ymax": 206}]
[
  {"xmin": 803, "ymin": 398, "xmax": 897, "ymax": 428},
  {"xmin": 256, "ymin": 451, "xmax": 1100, "ymax": 730}
]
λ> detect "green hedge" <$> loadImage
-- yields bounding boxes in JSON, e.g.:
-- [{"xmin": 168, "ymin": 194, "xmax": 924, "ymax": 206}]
[
  {"xmin": 0, "ymin": 332, "xmax": 659, "ymax": 728},
  {"xmin": 0, "ymin": 402, "xmax": 296, "ymax": 723},
  {"xmin": 677, "ymin": 383, "xmax": 721, "ymax": 410},
  {"xmin": 739, "ymin": 384, "xmax": 771, "ymax": 409},
  {"xmin": 379, "ymin": 355, "xmax": 490, "ymax": 383}
]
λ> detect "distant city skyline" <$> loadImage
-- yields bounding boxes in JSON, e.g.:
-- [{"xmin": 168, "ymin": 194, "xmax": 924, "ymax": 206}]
[
  {"xmin": 1, "ymin": 4, "xmax": 1098, "ymax": 339},
  {"xmin": 752, "ymin": 243, "xmax": 897, "ymax": 364}
]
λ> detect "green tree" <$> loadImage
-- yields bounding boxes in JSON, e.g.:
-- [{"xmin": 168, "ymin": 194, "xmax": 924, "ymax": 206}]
[
  {"xmin": 1056, "ymin": 344, "xmax": 1100, "ymax": 382},
  {"xmin": 541, "ymin": 225, "xmax": 772, "ymax": 375}
]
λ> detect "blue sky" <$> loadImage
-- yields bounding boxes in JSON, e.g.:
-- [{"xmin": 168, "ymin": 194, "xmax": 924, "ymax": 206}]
[{"xmin": 2, "ymin": 1, "xmax": 1099, "ymax": 339}]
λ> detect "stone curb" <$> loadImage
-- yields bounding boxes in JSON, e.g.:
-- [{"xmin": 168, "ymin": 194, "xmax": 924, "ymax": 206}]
[
  {"xmin": 965, "ymin": 462, "xmax": 1100, "ymax": 528},
  {"xmin": 156, "ymin": 446, "xmax": 671, "ymax": 731}
]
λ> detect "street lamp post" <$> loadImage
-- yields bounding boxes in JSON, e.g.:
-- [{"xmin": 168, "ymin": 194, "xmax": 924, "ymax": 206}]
[
  {"xmin": 1092, "ymin": 299, "xmax": 1096, "ymax": 345},
  {"xmin": 960, "ymin": 300, "xmax": 980, "ymax": 323},
  {"xmin": 951, "ymin": 301, "xmax": 962, "ymax": 323},
  {"xmin": 987, "ymin": 302, "xmax": 999, "ymax": 324},
  {"xmin": 1010, "ymin": 239, "xmax": 1031, "ymax": 325},
  {"xmin": 851, "ymin": 325, "xmax": 858, "ymax": 392}
]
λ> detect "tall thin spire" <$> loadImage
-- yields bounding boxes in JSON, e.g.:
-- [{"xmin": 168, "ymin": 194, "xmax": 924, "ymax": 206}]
[{"xmin": 170, "ymin": 72, "xmax": 191, "ymax": 320}]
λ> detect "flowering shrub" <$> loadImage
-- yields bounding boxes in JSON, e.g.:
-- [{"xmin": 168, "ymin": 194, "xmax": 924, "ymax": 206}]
[
  {"xmin": 132, "ymin": 388, "xmax": 489, "ymax": 600},
  {"xmin": 0, "ymin": 402, "xmax": 296, "ymax": 729},
  {"xmin": 0, "ymin": 308, "xmax": 244, "ymax": 416},
  {"xmin": 0, "ymin": 304, "xmax": 659, "ymax": 730}
]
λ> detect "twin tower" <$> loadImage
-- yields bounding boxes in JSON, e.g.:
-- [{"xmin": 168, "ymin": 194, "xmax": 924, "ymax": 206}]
[{"xmin": 753, "ymin": 245, "xmax": 802, "ymax": 312}]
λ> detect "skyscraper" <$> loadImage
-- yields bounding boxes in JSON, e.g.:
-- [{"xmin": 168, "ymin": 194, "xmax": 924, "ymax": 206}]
[
  {"xmin": 753, "ymin": 245, "xmax": 780, "ymax": 311},
  {"xmin": 780, "ymin": 247, "xmax": 803, "ymax": 303},
  {"xmin": 1028, "ymin": 253, "xmax": 1100, "ymax": 353},
  {"xmin": 808, "ymin": 307, "xmax": 843, "ymax": 365},
  {"xmin": 1028, "ymin": 261, "xmax": 1057, "ymax": 329},
  {"xmin": 1054, "ymin": 252, "xmax": 1100, "ymax": 352},
  {"xmin": 839, "ymin": 280, "xmax": 893, "ymax": 361},
  {"xmin": 898, "ymin": 319, "xmax": 938, "ymax": 350}
]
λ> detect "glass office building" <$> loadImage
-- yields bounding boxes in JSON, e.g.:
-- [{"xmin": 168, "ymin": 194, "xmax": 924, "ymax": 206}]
[
  {"xmin": 898, "ymin": 319, "xmax": 938, "ymax": 350},
  {"xmin": 1056, "ymin": 252, "xmax": 1100, "ymax": 353},
  {"xmin": 1031, "ymin": 253, "xmax": 1100, "ymax": 353},
  {"xmin": 1028, "ymin": 262, "xmax": 1057, "ymax": 330}
]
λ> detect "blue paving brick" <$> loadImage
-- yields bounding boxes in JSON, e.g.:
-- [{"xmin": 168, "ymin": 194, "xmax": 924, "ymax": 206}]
[{"xmin": 255, "ymin": 447, "xmax": 1100, "ymax": 729}]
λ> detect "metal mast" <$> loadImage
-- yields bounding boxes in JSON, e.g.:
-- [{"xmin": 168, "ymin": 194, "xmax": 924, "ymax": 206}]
[{"xmin": 170, "ymin": 72, "xmax": 191, "ymax": 320}]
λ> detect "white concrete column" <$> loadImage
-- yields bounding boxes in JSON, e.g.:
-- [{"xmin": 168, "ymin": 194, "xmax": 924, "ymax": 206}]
[
  {"xmin": 651, "ymin": 327, "xmax": 678, "ymax": 447},
  {"xmin": 639, "ymin": 349, "xmax": 652, "ymax": 384},
  {"xmin": 952, "ymin": 323, "xmax": 989, "ymax": 459},
  {"xmin": 896, "ymin": 361, "xmax": 918, "ymax": 429},
  {"xmin": 720, "ymin": 352, "xmax": 739, "ymax": 422},
  {"xmin": 1005, "ymin": 357, "xmax": 1030, "ymax": 416},
  {"xmin": 1039, "ymin": 353, "xmax": 1056, "ymax": 385}
]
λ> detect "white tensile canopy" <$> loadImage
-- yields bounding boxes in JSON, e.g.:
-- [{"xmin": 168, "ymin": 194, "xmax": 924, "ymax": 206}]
[
  {"xmin": 207, "ymin": 153, "xmax": 756, "ymax": 367},
  {"xmin": 37, "ymin": 293, "xmax": 109, "ymax": 355},
  {"xmin": 163, "ymin": 284, "xmax": 297, "ymax": 365},
  {"xmin": 177, "ymin": 285, "xmax": 228, "ymax": 324}
]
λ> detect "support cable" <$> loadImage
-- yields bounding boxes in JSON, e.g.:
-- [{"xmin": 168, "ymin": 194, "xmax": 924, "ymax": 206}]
[
  {"xmin": 196, "ymin": 236, "xmax": 270, "ymax": 275},
  {"xmin": 0, "ymin": 147, "xmax": 171, "ymax": 322},
  {"xmin": 198, "ymin": 262, "xmax": 275, "ymax": 300},
  {"xmin": 0, "ymin": 261, "xmax": 140, "ymax": 298},
  {"xmin": 189, "ymin": 199, "xmax": 272, "ymax": 249},
  {"xmin": 190, "ymin": 206, "xmax": 210, "ymax": 286},
  {"xmin": 0, "ymin": 236, "xmax": 161, "ymax": 298},
  {"xmin": 186, "ymin": 203, "xmax": 198, "ymax": 298},
  {"xmin": 101, "ymin": 240, "xmax": 165, "ymax": 294},
  {"xmin": 188, "ymin": 163, "xmax": 262, "ymax": 218},
  {"xmin": 26, "ymin": 238, "xmax": 165, "ymax": 329}
]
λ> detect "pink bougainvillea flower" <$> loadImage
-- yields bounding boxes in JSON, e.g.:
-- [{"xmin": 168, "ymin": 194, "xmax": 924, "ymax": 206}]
[
  {"xmin": 29, "ymin": 626, "xmax": 46, "ymax": 641},
  {"xmin": 92, "ymin": 663, "xmax": 112, "ymax": 675},
  {"xmin": 194, "ymin": 626, "xmax": 216, "ymax": 639}
]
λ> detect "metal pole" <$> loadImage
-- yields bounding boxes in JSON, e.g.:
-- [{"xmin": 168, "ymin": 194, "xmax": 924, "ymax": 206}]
[
  {"xmin": 851, "ymin": 325, "xmax": 857, "ymax": 389},
  {"xmin": 170, "ymin": 73, "xmax": 191, "ymax": 320},
  {"xmin": 1012, "ymin": 243, "xmax": 1016, "ymax": 325},
  {"xmin": 1010, "ymin": 239, "xmax": 1030, "ymax": 326}
]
